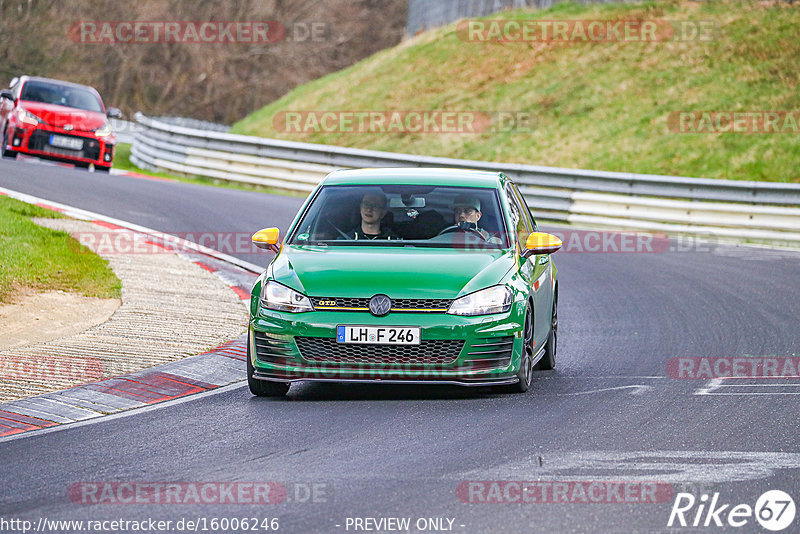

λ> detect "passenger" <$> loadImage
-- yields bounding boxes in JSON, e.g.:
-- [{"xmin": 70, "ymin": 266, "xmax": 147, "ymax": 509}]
[{"xmin": 343, "ymin": 192, "xmax": 398, "ymax": 240}]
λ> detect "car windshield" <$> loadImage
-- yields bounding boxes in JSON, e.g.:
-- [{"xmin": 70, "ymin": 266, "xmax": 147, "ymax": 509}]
[
  {"xmin": 20, "ymin": 80, "xmax": 103, "ymax": 113},
  {"xmin": 289, "ymin": 184, "xmax": 510, "ymax": 249}
]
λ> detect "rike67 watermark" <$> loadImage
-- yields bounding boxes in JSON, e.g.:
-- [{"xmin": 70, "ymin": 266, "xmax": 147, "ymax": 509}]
[{"xmin": 668, "ymin": 490, "xmax": 795, "ymax": 531}]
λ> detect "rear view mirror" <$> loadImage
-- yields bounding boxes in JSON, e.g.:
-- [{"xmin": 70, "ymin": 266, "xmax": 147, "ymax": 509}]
[
  {"xmin": 252, "ymin": 227, "xmax": 280, "ymax": 252},
  {"xmin": 0, "ymin": 89, "xmax": 14, "ymax": 101},
  {"xmin": 106, "ymin": 107, "xmax": 122, "ymax": 119},
  {"xmin": 389, "ymin": 196, "xmax": 426, "ymax": 209},
  {"xmin": 523, "ymin": 232, "xmax": 562, "ymax": 257}
]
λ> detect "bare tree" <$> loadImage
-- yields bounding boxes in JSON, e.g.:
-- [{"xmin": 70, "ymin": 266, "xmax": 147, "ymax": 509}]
[{"xmin": 0, "ymin": 0, "xmax": 407, "ymax": 123}]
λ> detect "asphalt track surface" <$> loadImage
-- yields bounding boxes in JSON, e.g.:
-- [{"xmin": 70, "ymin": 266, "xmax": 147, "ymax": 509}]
[{"xmin": 1, "ymin": 159, "xmax": 800, "ymax": 533}]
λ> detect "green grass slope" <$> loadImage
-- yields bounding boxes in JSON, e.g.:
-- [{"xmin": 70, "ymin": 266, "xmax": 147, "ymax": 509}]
[
  {"xmin": 232, "ymin": 0, "xmax": 799, "ymax": 182},
  {"xmin": 0, "ymin": 197, "xmax": 121, "ymax": 303}
]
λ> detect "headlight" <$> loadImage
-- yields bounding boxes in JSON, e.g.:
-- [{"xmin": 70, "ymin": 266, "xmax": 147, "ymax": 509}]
[
  {"xmin": 17, "ymin": 108, "xmax": 40, "ymax": 126},
  {"xmin": 447, "ymin": 286, "xmax": 512, "ymax": 316},
  {"xmin": 94, "ymin": 121, "xmax": 112, "ymax": 137},
  {"xmin": 260, "ymin": 281, "xmax": 314, "ymax": 313}
]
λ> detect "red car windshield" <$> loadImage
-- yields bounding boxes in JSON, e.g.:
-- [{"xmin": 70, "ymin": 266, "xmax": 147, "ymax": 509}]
[{"xmin": 20, "ymin": 80, "xmax": 103, "ymax": 113}]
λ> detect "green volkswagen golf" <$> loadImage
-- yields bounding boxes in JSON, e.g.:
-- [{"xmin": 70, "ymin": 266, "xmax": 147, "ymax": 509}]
[{"xmin": 247, "ymin": 168, "xmax": 562, "ymax": 396}]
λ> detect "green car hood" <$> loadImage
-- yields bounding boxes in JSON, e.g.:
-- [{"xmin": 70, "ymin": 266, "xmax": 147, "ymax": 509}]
[{"xmin": 272, "ymin": 245, "xmax": 516, "ymax": 299}]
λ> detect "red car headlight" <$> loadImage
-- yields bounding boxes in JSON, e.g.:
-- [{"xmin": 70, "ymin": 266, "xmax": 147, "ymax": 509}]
[
  {"xmin": 93, "ymin": 120, "xmax": 113, "ymax": 137},
  {"xmin": 16, "ymin": 108, "xmax": 41, "ymax": 126}
]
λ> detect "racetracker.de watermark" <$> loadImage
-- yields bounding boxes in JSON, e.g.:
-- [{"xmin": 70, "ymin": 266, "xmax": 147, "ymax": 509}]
[
  {"xmin": 68, "ymin": 482, "xmax": 331, "ymax": 505},
  {"xmin": 0, "ymin": 517, "xmax": 279, "ymax": 534},
  {"xmin": 457, "ymin": 481, "xmax": 674, "ymax": 503},
  {"xmin": 552, "ymin": 230, "xmax": 669, "ymax": 253},
  {"xmin": 67, "ymin": 230, "xmax": 717, "ymax": 255},
  {"xmin": 273, "ymin": 110, "xmax": 536, "ymax": 134},
  {"xmin": 668, "ymin": 111, "xmax": 800, "ymax": 134},
  {"xmin": 69, "ymin": 231, "xmax": 263, "ymax": 255},
  {"xmin": 456, "ymin": 19, "xmax": 717, "ymax": 42},
  {"xmin": 667, "ymin": 357, "xmax": 800, "ymax": 379},
  {"xmin": 68, "ymin": 21, "xmax": 329, "ymax": 44},
  {"xmin": 0, "ymin": 356, "xmax": 103, "ymax": 382}
]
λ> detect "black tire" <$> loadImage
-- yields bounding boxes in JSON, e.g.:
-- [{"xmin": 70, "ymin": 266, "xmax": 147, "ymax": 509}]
[
  {"xmin": 95, "ymin": 165, "xmax": 111, "ymax": 173},
  {"xmin": 247, "ymin": 336, "xmax": 290, "ymax": 397},
  {"xmin": 504, "ymin": 306, "xmax": 535, "ymax": 393},
  {"xmin": 1, "ymin": 129, "xmax": 17, "ymax": 159},
  {"xmin": 535, "ymin": 292, "xmax": 557, "ymax": 371}
]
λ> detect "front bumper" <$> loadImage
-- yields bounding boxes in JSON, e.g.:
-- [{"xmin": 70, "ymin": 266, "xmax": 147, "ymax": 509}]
[
  {"xmin": 249, "ymin": 304, "xmax": 526, "ymax": 387},
  {"xmin": 6, "ymin": 124, "xmax": 114, "ymax": 166},
  {"xmin": 251, "ymin": 371, "xmax": 520, "ymax": 387}
]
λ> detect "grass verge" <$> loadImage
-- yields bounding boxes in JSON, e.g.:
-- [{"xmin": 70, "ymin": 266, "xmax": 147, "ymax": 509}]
[{"xmin": 0, "ymin": 196, "xmax": 121, "ymax": 304}]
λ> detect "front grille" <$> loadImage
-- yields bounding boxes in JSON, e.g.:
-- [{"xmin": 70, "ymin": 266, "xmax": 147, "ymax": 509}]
[
  {"xmin": 295, "ymin": 337, "xmax": 463, "ymax": 365},
  {"xmin": 465, "ymin": 336, "xmax": 514, "ymax": 370},
  {"xmin": 28, "ymin": 131, "xmax": 100, "ymax": 160},
  {"xmin": 312, "ymin": 297, "xmax": 368, "ymax": 309},
  {"xmin": 253, "ymin": 331, "xmax": 296, "ymax": 366},
  {"xmin": 392, "ymin": 298, "xmax": 452, "ymax": 310},
  {"xmin": 312, "ymin": 297, "xmax": 451, "ymax": 312}
]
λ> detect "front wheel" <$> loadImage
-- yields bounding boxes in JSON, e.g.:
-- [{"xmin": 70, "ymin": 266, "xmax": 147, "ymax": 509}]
[
  {"xmin": 1, "ymin": 129, "xmax": 17, "ymax": 159},
  {"xmin": 504, "ymin": 306, "xmax": 534, "ymax": 393},
  {"xmin": 535, "ymin": 295, "xmax": 557, "ymax": 371},
  {"xmin": 247, "ymin": 336, "xmax": 290, "ymax": 397}
]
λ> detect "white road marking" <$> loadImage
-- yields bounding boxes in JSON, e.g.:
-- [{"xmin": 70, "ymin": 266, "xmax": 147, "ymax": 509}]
[
  {"xmin": 695, "ymin": 378, "xmax": 800, "ymax": 396},
  {"xmin": 552, "ymin": 385, "xmax": 654, "ymax": 396},
  {"xmin": 694, "ymin": 378, "xmax": 724, "ymax": 395},
  {"xmin": 457, "ymin": 451, "xmax": 800, "ymax": 484},
  {"xmin": 533, "ymin": 375, "xmax": 666, "ymax": 380}
]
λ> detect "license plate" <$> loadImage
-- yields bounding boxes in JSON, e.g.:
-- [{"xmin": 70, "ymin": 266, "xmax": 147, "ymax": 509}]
[
  {"xmin": 337, "ymin": 325, "xmax": 420, "ymax": 345},
  {"xmin": 49, "ymin": 134, "xmax": 83, "ymax": 150}
]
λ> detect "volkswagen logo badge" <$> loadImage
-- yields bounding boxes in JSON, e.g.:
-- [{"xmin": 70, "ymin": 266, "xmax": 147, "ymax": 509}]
[
  {"xmin": 63, "ymin": 124, "xmax": 74, "ymax": 131},
  {"xmin": 369, "ymin": 294, "xmax": 392, "ymax": 317}
]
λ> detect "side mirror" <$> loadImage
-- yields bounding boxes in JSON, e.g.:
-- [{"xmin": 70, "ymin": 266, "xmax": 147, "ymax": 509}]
[
  {"xmin": 252, "ymin": 227, "xmax": 280, "ymax": 252},
  {"xmin": 0, "ymin": 89, "xmax": 14, "ymax": 101},
  {"xmin": 106, "ymin": 107, "xmax": 122, "ymax": 119},
  {"xmin": 523, "ymin": 232, "xmax": 562, "ymax": 257}
]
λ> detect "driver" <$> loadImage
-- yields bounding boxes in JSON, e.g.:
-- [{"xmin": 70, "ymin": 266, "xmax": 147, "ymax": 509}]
[
  {"xmin": 452, "ymin": 195, "xmax": 492, "ymax": 241},
  {"xmin": 343, "ymin": 192, "xmax": 398, "ymax": 240}
]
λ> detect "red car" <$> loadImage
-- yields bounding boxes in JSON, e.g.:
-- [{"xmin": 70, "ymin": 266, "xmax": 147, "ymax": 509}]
[{"xmin": 0, "ymin": 76, "xmax": 121, "ymax": 171}]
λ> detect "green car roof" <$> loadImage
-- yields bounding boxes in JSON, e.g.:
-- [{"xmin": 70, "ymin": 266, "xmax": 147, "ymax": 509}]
[{"xmin": 322, "ymin": 168, "xmax": 507, "ymax": 188}]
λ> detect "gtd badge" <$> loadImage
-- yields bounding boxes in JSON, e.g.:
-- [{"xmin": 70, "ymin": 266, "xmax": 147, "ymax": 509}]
[{"xmin": 369, "ymin": 294, "xmax": 391, "ymax": 317}]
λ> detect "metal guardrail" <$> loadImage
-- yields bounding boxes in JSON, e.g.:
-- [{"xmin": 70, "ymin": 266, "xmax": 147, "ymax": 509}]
[
  {"xmin": 408, "ymin": 0, "xmax": 573, "ymax": 35},
  {"xmin": 131, "ymin": 113, "xmax": 800, "ymax": 243},
  {"xmin": 110, "ymin": 119, "xmax": 141, "ymax": 144},
  {"xmin": 113, "ymin": 117, "xmax": 227, "ymax": 144}
]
